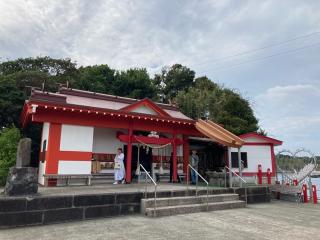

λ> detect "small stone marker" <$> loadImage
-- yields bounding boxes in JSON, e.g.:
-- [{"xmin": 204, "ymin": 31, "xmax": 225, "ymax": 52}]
[
  {"xmin": 15, "ymin": 138, "xmax": 31, "ymax": 167},
  {"xmin": 4, "ymin": 138, "xmax": 38, "ymax": 196}
]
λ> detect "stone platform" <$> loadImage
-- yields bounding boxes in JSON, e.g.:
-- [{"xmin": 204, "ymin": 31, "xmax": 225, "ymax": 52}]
[
  {"xmin": 1, "ymin": 201, "xmax": 319, "ymax": 240},
  {"xmin": 0, "ymin": 183, "xmax": 270, "ymax": 228}
]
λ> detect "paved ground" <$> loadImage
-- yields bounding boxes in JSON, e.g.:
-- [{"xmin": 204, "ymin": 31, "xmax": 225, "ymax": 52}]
[{"xmin": 1, "ymin": 201, "xmax": 319, "ymax": 240}]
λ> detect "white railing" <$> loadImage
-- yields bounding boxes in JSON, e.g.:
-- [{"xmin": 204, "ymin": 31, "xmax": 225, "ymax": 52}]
[
  {"xmin": 140, "ymin": 164, "xmax": 157, "ymax": 214},
  {"xmin": 187, "ymin": 164, "xmax": 209, "ymax": 211},
  {"xmin": 225, "ymin": 166, "xmax": 248, "ymax": 205}
]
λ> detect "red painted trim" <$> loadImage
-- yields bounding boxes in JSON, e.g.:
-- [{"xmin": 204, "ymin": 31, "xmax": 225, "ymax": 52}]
[
  {"xmin": 22, "ymin": 100, "xmax": 195, "ymax": 129},
  {"xmin": 239, "ymin": 132, "xmax": 282, "ymax": 146},
  {"xmin": 270, "ymin": 144, "xmax": 277, "ymax": 177},
  {"xmin": 117, "ymin": 134, "xmax": 183, "ymax": 145},
  {"xmin": 120, "ymin": 98, "xmax": 171, "ymax": 117},
  {"xmin": 243, "ymin": 142, "xmax": 272, "ymax": 146},
  {"xmin": 172, "ymin": 132, "xmax": 177, "ymax": 182},
  {"xmin": 57, "ymin": 151, "xmax": 92, "ymax": 161},
  {"xmin": 183, "ymin": 135, "xmax": 189, "ymax": 176},
  {"xmin": 24, "ymin": 104, "xmax": 199, "ymax": 136},
  {"xmin": 45, "ymin": 123, "xmax": 61, "ymax": 175},
  {"xmin": 126, "ymin": 123, "xmax": 133, "ymax": 183}
]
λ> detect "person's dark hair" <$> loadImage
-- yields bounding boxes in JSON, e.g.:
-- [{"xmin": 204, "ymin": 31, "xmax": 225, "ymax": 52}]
[{"xmin": 117, "ymin": 148, "xmax": 122, "ymax": 152}]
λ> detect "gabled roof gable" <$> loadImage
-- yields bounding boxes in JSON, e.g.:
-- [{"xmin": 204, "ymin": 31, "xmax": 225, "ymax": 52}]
[
  {"xmin": 238, "ymin": 132, "xmax": 283, "ymax": 146},
  {"xmin": 119, "ymin": 98, "xmax": 171, "ymax": 117}
]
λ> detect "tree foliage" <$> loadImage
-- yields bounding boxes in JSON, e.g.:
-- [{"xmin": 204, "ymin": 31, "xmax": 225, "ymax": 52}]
[
  {"xmin": 154, "ymin": 64, "xmax": 195, "ymax": 103},
  {"xmin": 0, "ymin": 127, "xmax": 21, "ymax": 185},
  {"xmin": 175, "ymin": 76, "xmax": 259, "ymax": 135},
  {"xmin": 113, "ymin": 68, "xmax": 157, "ymax": 100}
]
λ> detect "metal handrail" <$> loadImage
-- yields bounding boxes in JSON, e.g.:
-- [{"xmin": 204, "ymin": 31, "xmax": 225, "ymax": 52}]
[
  {"xmin": 140, "ymin": 164, "xmax": 157, "ymax": 215},
  {"xmin": 187, "ymin": 164, "xmax": 209, "ymax": 211},
  {"xmin": 225, "ymin": 166, "xmax": 248, "ymax": 205},
  {"xmin": 277, "ymin": 166, "xmax": 294, "ymax": 184}
]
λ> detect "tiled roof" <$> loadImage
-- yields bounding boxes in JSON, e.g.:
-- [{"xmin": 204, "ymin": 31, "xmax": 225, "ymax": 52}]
[{"xmin": 29, "ymin": 88, "xmax": 192, "ymax": 120}]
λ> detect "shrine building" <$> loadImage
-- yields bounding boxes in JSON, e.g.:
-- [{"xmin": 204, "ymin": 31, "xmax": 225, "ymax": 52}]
[{"xmin": 20, "ymin": 87, "xmax": 282, "ymax": 186}]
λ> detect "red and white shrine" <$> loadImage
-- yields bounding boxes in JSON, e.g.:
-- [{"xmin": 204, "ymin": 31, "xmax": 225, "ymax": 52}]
[{"xmin": 21, "ymin": 87, "xmax": 282, "ymax": 186}]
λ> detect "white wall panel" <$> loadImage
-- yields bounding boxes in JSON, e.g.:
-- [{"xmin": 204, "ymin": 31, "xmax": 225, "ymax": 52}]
[
  {"xmin": 92, "ymin": 128, "xmax": 126, "ymax": 153},
  {"xmin": 38, "ymin": 161, "xmax": 46, "ymax": 185},
  {"xmin": 58, "ymin": 161, "xmax": 91, "ymax": 174},
  {"xmin": 131, "ymin": 105, "xmax": 157, "ymax": 115},
  {"xmin": 60, "ymin": 124, "xmax": 93, "ymax": 152},
  {"xmin": 231, "ymin": 145, "xmax": 272, "ymax": 172}
]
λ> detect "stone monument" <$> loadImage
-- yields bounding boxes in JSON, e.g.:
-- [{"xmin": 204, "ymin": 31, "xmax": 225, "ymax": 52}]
[{"xmin": 4, "ymin": 138, "xmax": 38, "ymax": 196}]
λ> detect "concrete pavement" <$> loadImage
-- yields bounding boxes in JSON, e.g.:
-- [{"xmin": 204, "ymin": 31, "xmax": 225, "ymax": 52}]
[{"xmin": 1, "ymin": 201, "xmax": 319, "ymax": 240}]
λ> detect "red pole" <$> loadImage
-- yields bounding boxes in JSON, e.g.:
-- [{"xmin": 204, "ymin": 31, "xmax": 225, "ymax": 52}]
[
  {"xmin": 182, "ymin": 135, "xmax": 189, "ymax": 182},
  {"xmin": 312, "ymin": 185, "xmax": 318, "ymax": 204},
  {"xmin": 257, "ymin": 164, "xmax": 262, "ymax": 185},
  {"xmin": 267, "ymin": 168, "xmax": 271, "ymax": 185},
  {"xmin": 302, "ymin": 184, "xmax": 308, "ymax": 203},
  {"xmin": 125, "ymin": 126, "xmax": 133, "ymax": 183},
  {"xmin": 172, "ymin": 133, "xmax": 177, "ymax": 182}
]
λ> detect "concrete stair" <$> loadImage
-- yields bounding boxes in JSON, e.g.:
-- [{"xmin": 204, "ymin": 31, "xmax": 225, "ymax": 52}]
[
  {"xmin": 141, "ymin": 193, "xmax": 245, "ymax": 217},
  {"xmin": 91, "ymin": 173, "xmax": 114, "ymax": 184}
]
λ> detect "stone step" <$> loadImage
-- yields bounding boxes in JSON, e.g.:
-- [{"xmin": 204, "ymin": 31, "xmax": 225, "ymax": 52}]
[
  {"xmin": 141, "ymin": 194, "xmax": 239, "ymax": 211},
  {"xmin": 143, "ymin": 188, "xmax": 235, "ymax": 199},
  {"xmin": 145, "ymin": 200, "xmax": 246, "ymax": 217}
]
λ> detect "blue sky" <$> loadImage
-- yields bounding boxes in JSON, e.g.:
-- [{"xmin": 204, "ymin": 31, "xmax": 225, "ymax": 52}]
[{"xmin": 0, "ymin": 0, "xmax": 319, "ymax": 154}]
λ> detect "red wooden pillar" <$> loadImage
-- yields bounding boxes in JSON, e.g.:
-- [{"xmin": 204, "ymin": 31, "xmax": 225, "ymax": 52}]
[
  {"xmin": 126, "ymin": 125, "xmax": 133, "ymax": 183},
  {"xmin": 45, "ymin": 123, "xmax": 62, "ymax": 186},
  {"xmin": 172, "ymin": 133, "xmax": 177, "ymax": 182},
  {"xmin": 182, "ymin": 135, "xmax": 189, "ymax": 178}
]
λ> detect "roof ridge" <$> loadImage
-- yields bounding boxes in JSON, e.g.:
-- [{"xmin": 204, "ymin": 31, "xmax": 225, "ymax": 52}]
[{"xmin": 58, "ymin": 87, "xmax": 179, "ymax": 110}]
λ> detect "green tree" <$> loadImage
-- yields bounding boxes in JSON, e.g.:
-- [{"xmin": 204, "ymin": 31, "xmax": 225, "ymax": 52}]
[
  {"xmin": 0, "ymin": 127, "xmax": 21, "ymax": 185},
  {"xmin": 74, "ymin": 65, "xmax": 115, "ymax": 93},
  {"xmin": 154, "ymin": 64, "xmax": 195, "ymax": 102},
  {"xmin": 213, "ymin": 89, "xmax": 258, "ymax": 135},
  {"xmin": 175, "ymin": 76, "xmax": 259, "ymax": 135},
  {"xmin": 0, "ymin": 57, "xmax": 79, "ymax": 166},
  {"xmin": 113, "ymin": 68, "xmax": 157, "ymax": 100}
]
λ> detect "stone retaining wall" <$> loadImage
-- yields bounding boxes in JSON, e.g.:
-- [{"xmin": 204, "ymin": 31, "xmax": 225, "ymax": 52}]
[
  {"xmin": 0, "ymin": 187, "xmax": 248, "ymax": 228},
  {"xmin": 234, "ymin": 186, "xmax": 271, "ymax": 203},
  {"xmin": 0, "ymin": 192, "xmax": 141, "ymax": 228}
]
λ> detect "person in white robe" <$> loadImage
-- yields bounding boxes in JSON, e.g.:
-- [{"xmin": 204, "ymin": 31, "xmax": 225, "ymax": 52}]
[{"xmin": 113, "ymin": 148, "xmax": 125, "ymax": 184}]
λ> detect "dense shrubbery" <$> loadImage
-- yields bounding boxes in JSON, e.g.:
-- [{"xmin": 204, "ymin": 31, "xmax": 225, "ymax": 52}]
[{"xmin": 0, "ymin": 127, "xmax": 21, "ymax": 185}]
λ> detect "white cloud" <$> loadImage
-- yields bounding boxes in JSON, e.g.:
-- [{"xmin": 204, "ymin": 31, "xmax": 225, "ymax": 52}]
[{"xmin": 255, "ymin": 84, "xmax": 320, "ymax": 154}]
